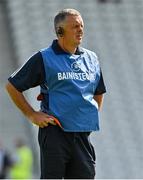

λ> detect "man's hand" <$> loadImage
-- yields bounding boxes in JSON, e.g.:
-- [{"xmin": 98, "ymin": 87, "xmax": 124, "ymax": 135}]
[
  {"xmin": 29, "ymin": 111, "xmax": 57, "ymax": 128},
  {"xmin": 5, "ymin": 82, "xmax": 58, "ymax": 128}
]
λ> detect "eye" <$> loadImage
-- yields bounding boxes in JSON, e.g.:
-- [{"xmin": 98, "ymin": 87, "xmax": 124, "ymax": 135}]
[
  {"xmin": 74, "ymin": 24, "xmax": 83, "ymax": 29},
  {"xmin": 74, "ymin": 25, "xmax": 79, "ymax": 28}
]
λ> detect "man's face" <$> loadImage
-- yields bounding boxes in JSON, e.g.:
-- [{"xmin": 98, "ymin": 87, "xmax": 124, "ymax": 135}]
[{"xmin": 63, "ymin": 15, "xmax": 84, "ymax": 46}]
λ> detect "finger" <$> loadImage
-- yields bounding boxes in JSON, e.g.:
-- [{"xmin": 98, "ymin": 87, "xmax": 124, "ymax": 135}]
[
  {"xmin": 47, "ymin": 117, "xmax": 57, "ymax": 125},
  {"xmin": 42, "ymin": 121, "xmax": 49, "ymax": 127},
  {"xmin": 39, "ymin": 124, "xmax": 44, "ymax": 128},
  {"xmin": 34, "ymin": 121, "xmax": 48, "ymax": 128},
  {"xmin": 48, "ymin": 120, "xmax": 57, "ymax": 125},
  {"xmin": 48, "ymin": 117, "xmax": 57, "ymax": 124}
]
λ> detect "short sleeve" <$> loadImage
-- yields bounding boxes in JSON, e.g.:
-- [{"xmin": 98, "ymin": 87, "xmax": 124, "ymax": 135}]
[
  {"xmin": 8, "ymin": 51, "xmax": 45, "ymax": 92},
  {"xmin": 94, "ymin": 70, "xmax": 106, "ymax": 95}
]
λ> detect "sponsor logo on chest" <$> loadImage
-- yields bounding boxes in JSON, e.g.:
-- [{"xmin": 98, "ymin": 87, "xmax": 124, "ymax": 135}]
[{"xmin": 57, "ymin": 61, "xmax": 96, "ymax": 81}]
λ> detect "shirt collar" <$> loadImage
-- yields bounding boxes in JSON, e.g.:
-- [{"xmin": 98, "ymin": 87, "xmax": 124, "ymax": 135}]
[{"xmin": 51, "ymin": 39, "xmax": 84, "ymax": 55}]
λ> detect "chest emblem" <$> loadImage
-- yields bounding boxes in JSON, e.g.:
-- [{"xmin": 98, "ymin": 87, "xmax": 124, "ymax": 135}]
[{"xmin": 71, "ymin": 62, "xmax": 81, "ymax": 72}]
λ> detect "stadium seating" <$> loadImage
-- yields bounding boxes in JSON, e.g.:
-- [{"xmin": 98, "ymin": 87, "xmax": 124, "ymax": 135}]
[{"xmin": 0, "ymin": 0, "xmax": 143, "ymax": 178}]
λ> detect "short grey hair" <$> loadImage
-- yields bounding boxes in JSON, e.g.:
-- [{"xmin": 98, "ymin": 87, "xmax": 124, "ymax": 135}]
[{"xmin": 54, "ymin": 9, "xmax": 81, "ymax": 35}]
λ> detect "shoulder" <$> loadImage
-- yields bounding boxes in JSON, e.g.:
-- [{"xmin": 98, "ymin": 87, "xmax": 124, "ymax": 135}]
[
  {"xmin": 81, "ymin": 47, "xmax": 98, "ymax": 59},
  {"xmin": 40, "ymin": 46, "xmax": 53, "ymax": 56},
  {"xmin": 25, "ymin": 51, "xmax": 43, "ymax": 66},
  {"xmin": 81, "ymin": 47, "xmax": 99, "ymax": 64},
  {"xmin": 17, "ymin": 51, "xmax": 44, "ymax": 72},
  {"xmin": 30, "ymin": 51, "xmax": 43, "ymax": 61}
]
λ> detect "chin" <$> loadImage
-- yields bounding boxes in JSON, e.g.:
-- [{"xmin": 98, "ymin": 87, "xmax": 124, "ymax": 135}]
[{"xmin": 76, "ymin": 39, "xmax": 82, "ymax": 45}]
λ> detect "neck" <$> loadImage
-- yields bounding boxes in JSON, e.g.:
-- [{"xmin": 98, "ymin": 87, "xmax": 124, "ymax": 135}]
[{"xmin": 58, "ymin": 39, "xmax": 77, "ymax": 54}]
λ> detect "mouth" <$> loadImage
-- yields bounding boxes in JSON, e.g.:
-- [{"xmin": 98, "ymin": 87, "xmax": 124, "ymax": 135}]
[{"xmin": 76, "ymin": 34, "xmax": 83, "ymax": 40}]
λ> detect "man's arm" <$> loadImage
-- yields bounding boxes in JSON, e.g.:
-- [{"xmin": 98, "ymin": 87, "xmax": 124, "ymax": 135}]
[
  {"xmin": 93, "ymin": 69, "xmax": 106, "ymax": 110},
  {"xmin": 5, "ymin": 82, "xmax": 56, "ymax": 128},
  {"xmin": 93, "ymin": 94, "xmax": 104, "ymax": 111}
]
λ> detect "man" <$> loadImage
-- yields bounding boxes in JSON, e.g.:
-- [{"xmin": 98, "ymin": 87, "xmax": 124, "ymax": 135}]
[
  {"xmin": 0, "ymin": 141, "xmax": 12, "ymax": 179},
  {"xmin": 10, "ymin": 139, "xmax": 33, "ymax": 179},
  {"xmin": 6, "ymin": 9, "xmax": 106, "ymax": 179}
]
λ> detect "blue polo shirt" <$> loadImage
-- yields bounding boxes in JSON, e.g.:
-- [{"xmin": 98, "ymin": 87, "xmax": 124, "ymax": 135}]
[{"xmin": 8, "ymin": 40, "xmax": 106, "ymax": 132}]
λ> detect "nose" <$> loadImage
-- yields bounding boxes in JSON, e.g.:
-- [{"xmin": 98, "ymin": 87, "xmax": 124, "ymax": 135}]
[{"xmin": 79, "ymin": 25, "xmax": 83, "ymax": 33}]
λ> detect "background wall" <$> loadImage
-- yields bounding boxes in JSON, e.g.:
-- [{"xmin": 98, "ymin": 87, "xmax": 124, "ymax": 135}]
[{"xmin": 0, "ymin": 0, "xmax": 143, "ymax": 178}]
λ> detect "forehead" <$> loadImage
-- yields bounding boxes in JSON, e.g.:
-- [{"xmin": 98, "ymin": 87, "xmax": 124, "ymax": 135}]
[{"xmin": 64, "ymin": 15, "xmax": 84, "ymax": 25}]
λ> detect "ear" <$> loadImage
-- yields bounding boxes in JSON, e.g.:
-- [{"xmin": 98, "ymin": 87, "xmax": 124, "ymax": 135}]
[{"xmin": 57, "ymin": 27, "xmax": 64, "ymax": 37}]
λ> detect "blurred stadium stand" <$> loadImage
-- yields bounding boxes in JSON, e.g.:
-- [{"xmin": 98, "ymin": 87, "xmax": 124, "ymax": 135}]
[
  {"xmin": 97, "ymin": 0, "xmax": 122, "ymax": 3},
  {"xmin": 0, "ymin": 0, "xmax": 143, "ymax": 178}
]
